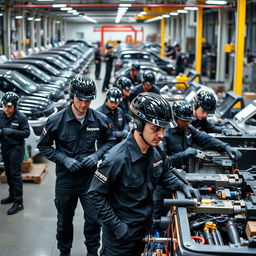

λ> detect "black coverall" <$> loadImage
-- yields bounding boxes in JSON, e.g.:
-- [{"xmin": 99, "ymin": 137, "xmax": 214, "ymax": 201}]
[
  {"xmin": 0, "ymin": 109, "xmax": 30, "ymax": 204},
  {"xmin": 88, "ymin": 132, "xmax": 185, "ymax": 256},
  {"xmin": 130, "ymin": 83, "xmax": 160, "ymax": 102},
  {"xmin": 97, "ymin": 103, "xmax": 129, "ymax": 143},
  {"xmin": 37, "ymin": 105, "xmax": 115, "ymax": 255},
  {"xmin": 102, "ymin": 51, "xmax": 115, "ymax": 92},
  {"xmin": 153, "ymin": 125, "xmax": 228, "ymax": 221},
  {"xmin": 94, "ymin": 49, "xmax": 102, "ymax": 80},
  {"xmin": 175, "ymin": 52, "xmax": 186, "ymax": 75},
  {"xmin": 192, "ymin": 118, "xmax": 224, "ymax": 133}
]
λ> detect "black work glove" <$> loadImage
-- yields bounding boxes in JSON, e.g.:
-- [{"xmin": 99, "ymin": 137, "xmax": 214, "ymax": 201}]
[
  {"xmin": 113, "ymin": 130, "xmax": 129, "ymax": 140},
  {"xmin": 81, "ymin": 153, "xmax": 99, "ymax": 168},
  {"xmin": 225, "ymin": 145, "xmax": 242, "ymax": 161},
  {"xmin": 181, "ymin": 147, "xmax": 198, "ymax": 159},
  {"xmin": 181, "ymin": 184, "xmax": 202, "ymax": 202},
  {"xmin": 63, "ymin": 157, "xmax": 82, "ymax": 173},
  {"xmin": 222, "ymin": 128, "xmax": 232, "ymax": 136}
]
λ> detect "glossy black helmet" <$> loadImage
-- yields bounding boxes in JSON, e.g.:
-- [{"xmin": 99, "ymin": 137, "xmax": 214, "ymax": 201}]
[
  {"xmin": 131, "ymin": 61, "xmax": 141, "ymax": 71},
  {"xmin": 69, "ymin": 74, "xmax": 96, "ymax": 100},
  {"xmin": 106, "ymin": 87, "xmax": 122, "ymax": 103},
  {"xmin": 2, "ymin": 91, "xmax": 19, "ymax": 106},
  {"xmin": 143, "ymin": 70, "xmax": 155, "ymax": 86},
  {"xmin": 172, "ymin": 100, "xmax": 196, "ymax": 122},
  {"xmin": 194, "ymin": 90, "xmax": 216, "ymax": 114},
  {"xmin": 130, "ymin": 92, "xmax": 177, "ymax": 129},
  {"xmin": 116, "ymin": 76, "xmax": 132, "ymax": 91}
]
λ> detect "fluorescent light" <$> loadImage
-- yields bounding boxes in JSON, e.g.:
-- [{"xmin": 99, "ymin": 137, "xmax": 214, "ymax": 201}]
[
  {"xmin": 170, "ymin": 12, "xmax": 178, "ymax": 16},
  {"xmin": 0, "ymin": 13, "xmax": 3, "ymax": 16},
  {"xmin": 27, "ymin": 17, "xmax": 34, "ymax": 21},
  {"xmin": 61, "ymin": 7, "xmax": 72, "ymax": 11},
  {"xmin": 177, "ymin": 10, "xmax": 188, "ymax": 14},
  {"xmin": 82, "ymin": 15, "xmax": 97, "ymax": 23},
  {"xmin": 15, "ymin": 16, "xmax": 23, "ymax": 19},
  {"xmin": 184, "ymin": 7, "xmax": 198, "ymax": 10},
  {"xmin": 119, "ymin": 4, "xmax": 131, "ymax": 7},
  {"xmin": 206, "ymin": 0, "xmax": 227, "ymax": 4},
  {"xmin": 141, "ymin": 12, "xmax": 147, "ymax": 15},
  {"xmin": 52, "ymin": 4, "xmax": 66, "ymax": 8},
  {"xmin": 35, "ymin": 18, "xmax": 41, "ymax": 21},
  {"xmin": 162, "ymin": 14, "xmax": 170, "ymax": 18}
]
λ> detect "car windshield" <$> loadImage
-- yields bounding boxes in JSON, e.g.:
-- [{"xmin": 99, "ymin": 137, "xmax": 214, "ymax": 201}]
[
  {"xmin": 43, "ymin": 62, "xmax": 60, "ymax": 75},
  {"xmin": 29, "ymin": 66, "xmax": 51, "ymax": 82},
  {"xmin": 7, "ymin": 71, "xmax": 38, "ymax": 92},
  {"xmin": 121, "ymin": 53, "xmax": 151, "ymax": 61}
]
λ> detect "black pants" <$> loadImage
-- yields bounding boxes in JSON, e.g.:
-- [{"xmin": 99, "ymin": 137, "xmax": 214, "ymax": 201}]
[
  {"xmin": 102, "ymin": 65, "xmax": 112, "ymax": 91},
  {"xmin": 95, "ymin": 60, "xmax": 101, "ymax": 79},
  {"xmin": 100, "ymin": 224, "xmax": 147, "ymax": 256},
  {"xmin": 2, "ymin": 145, "xmax": 24, "ymax": 204},
  {"xmin": 55, "ymin": 186, "xmax": 100, "ymax": 254}
]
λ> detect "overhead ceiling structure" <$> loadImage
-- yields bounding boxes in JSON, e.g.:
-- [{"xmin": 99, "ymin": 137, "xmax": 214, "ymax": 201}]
[{"xmin": 2, "ymin": 0, "xmax": 238, "ymax": 24}]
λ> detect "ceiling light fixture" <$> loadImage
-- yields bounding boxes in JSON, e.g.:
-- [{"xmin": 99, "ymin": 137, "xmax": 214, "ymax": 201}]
[
  {"xmin": 82, "ymin": 15, "xmax": 97, "ymax": 23},
  {"xmin": 35, "ymin": 18, "xmax": 41, "ymax": 21},
  {"xmin": 205, "ymin": 0, "xmax": 227, "ymax": 4},
  {"xmin": 177, "ymin": 9, "xmax": 188, "ymax": 14},
  {"xmin": 184, "ymin": 7, "xmax": 198, "ymax": 11},
  {"xmin": 61, "ymin": 7, "xmax": 72, "ymax": 11},
  {"xmin": 52, "ymin": 4, "xmax": 67, "ymax": 8},
  {"xmin": 170, "ymin": 12, "xmax": 178, "ymax": 16},
  {"xmin": 15, "ymin": 16, "xmax": 23, "ymax": 19},
  {"xmin": 27, "ymin": 17, "xmax": 34, "ymax": 21}
]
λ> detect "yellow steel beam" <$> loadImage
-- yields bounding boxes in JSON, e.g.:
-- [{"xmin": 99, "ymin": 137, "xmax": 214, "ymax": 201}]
[
  {"xmin": 195, "ymin": 7, "xmax": 203, "ymax": 74},
  {"xmin": 135, "ymin": 14, "xmax": 159, "ymax": 20},
  {"xmin": 233, "ymin": 0, "xmax": 246, "ymax": 96},
  {"xmin": 160, "ymin": 18, "xmax": 165, "ymax": 57}
]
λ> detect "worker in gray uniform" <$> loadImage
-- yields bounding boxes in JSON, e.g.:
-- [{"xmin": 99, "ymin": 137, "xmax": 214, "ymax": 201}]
[{"xmin": 88, "ymin": 93, "xmax": 201, "ymax": 256}]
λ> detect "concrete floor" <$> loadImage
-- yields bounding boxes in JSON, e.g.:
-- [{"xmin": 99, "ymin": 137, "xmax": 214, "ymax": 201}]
[{"xmin": 0, "ymin": 62, "xmax": 109, "ymax": 256}]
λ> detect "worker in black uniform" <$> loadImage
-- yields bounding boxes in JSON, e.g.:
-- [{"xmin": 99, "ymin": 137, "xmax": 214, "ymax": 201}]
[
  {"xmin": 192, "ymin": 90, "xmax": 231, "ymax": 135},
  {"xmin": 175, "ymin": 46, "xmax": 187, "ymax": 75},
  {"xmin": 164, "ymin": 42, "xmax": 176, "ymax": 59},
  {"xmin": 97, "ymin": 87, "xmax": 129, "ymax": 143},
  {"xmin": 153, "ymin": 100, "xmax": 241, "ymax": 224},
  {"xmin": 0, "ymin": 92, "xmax": 30, "ymax": 215},
  {"xmin": 130, "ymin": 70, "xmax": 160, "ymax": 101},
  {"xmin": 122, "ymin": 61, "xmax": 142, "ymax": 86},
  {"xmin": 163, "ymin": 100, "xmax": 242, "ymax": 169},
  {"xmin": 102, "ymin": 44, "xmax": 115, "ymax": 92},
  {"xmin": 94, "ymin": 43, "xmax": 102, "ymax": 80},
  {"xmin": 115, "ymin": 76, "xmax": 132, "ymax": 123},
  {"xmin": 37, "ymin": 75, "xmax": 115, "ymax": 256},
  {"xmin": 88, "ymin": 93, "xmax": 201, "ymax": 256}
]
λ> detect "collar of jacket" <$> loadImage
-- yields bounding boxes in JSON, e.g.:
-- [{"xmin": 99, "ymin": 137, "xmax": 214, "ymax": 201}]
[
  {"xmin": 126, "ymin": 131, "xmax": 152, "ymax": 163},
  {"xmin": 66, "ymin": 104, "xmax": 95, "ymax": 122}
]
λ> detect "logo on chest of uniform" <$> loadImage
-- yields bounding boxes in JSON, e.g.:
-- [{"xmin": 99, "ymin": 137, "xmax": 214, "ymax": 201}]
[
  {"xmin": 95, "ymin": 169, "xmax": 108, "ymax": 183},
  {"xmin": 11, "ymin": 122, "xmax": 19, "ymax": 127},
  {"xmin": 118, "ymin": 117, "xmax": 123, "ymax": 122},
  {"xmin": 153, "ymin": 159, "xmax": 163, "ymax": 168},
  {"xmin": 87, "ymin": 127, "xmax": 100, "ymax": 132}
]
